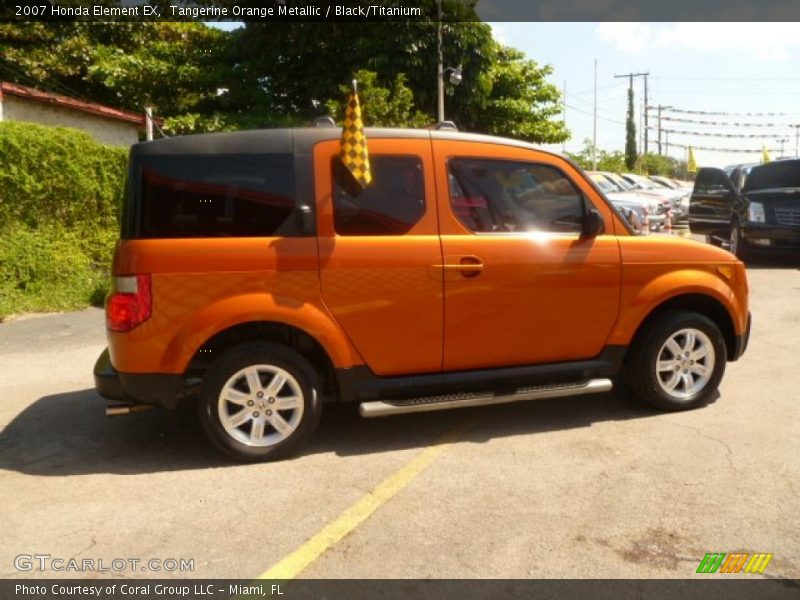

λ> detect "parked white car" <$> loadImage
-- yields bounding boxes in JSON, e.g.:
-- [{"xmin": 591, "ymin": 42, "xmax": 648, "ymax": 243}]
[
  {"xmin": 587, "ymin": 172, "xmax": 666, "ymax": 232},
  {"xmin": 621, "ymin": 173, "xmax": 687, "ymax": 224}
]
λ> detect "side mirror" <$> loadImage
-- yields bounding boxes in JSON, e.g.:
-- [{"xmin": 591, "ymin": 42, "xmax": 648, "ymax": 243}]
[{"xmin": 582, "ymin": 208, "xmax": 604, "ymax": 238}]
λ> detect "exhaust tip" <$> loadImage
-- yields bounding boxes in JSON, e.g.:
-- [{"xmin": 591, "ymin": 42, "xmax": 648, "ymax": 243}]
[{"xmin": 105, "ymin": 403, "xmax": 153, "ymax": 417}]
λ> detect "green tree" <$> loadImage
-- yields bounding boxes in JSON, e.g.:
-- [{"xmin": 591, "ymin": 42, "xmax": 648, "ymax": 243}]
[
  {"xmin": 625, "ymin": 86, "xmax": 637, "ymax": 170},
  {"xmin": 566, "ymin": 138, "xmax": 626, "ymax": 172},
  {"xmin": 325, "ymin": 70, "xmax": 430, "ymax": 127},
  {"xmin": 0, "ymin": 22, "xmax": 230, "ymax": 126},
  {"xmin": 227, "ymin": 17, "xmax": 568, "ymax": 143},
  {"xmin": 637, "ymin": 153, "xmax": 684, "ymax": 177},
  {"xmin": 1, "ymin": 9, "xmax": 570, "ymax": 141}
]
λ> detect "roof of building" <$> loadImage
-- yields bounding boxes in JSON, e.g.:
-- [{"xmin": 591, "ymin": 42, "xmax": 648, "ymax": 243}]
[{"xmin": 0, "ymin": 81, "xmax": 147, "ymax": 126}]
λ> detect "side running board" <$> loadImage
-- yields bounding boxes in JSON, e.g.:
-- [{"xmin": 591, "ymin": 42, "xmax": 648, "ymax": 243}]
[{"xmin": 359, "ymin": 378, "xmax": 613, "ymax": 418}]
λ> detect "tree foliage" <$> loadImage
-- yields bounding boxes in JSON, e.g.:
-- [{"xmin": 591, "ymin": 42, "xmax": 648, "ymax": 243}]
[
  {"xmin": 325, "ymin": 70, "xmax": 430, "ymax": 128},
  {"xmin": 0, "ymin": 22, "xmax": 227, "ymax": 117},
  {"xmin": 0, "ymin": 8, "xmax": 569, "ymax": 141},
  {"xmin": 637, "ymin": 153, "xmax": 688, "ymax": 178},
  {"xmin": 566, "ymin": 139, "xmax": 626, "ymax": 172}
]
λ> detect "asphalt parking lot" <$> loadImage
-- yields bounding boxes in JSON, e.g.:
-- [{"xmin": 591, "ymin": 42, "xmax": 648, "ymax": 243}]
[{"xmin": 1, "ymin": 239, "xmax": 799, "ymax": 580}]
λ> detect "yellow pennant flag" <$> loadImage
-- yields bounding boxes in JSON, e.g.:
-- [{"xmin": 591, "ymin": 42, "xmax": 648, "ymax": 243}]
[
  {"xmin": 687, "ymin": 147, "xmax": 698, "ymax": 173},
  {"xmin": 339, "ymin": 81, "xmax": 372, "ymax": 188},
  {"xmin": 761, "ymin": 145, "xmax": 771, "ymax": 164}
]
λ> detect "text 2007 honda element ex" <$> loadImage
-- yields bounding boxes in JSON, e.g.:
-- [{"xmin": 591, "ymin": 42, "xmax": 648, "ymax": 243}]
[{"xmin": 95, "ymin": 127, "xmax": 750, "ymax": 461}]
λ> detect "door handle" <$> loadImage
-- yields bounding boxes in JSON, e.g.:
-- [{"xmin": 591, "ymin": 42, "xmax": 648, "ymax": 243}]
[{"xmin": 432, "ymin": 256, "xmax": 484, "ymax": 278}]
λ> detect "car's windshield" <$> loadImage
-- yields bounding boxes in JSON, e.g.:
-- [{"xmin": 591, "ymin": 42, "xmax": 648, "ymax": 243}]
[
  {"xmin": 744, "ymin": 161, "xmax": 800, "ymax": 192},
  {"xmin": 652, "ymin": 177, "xmax": 677, "ymax": 190},
  {"xmin": 590, "ymin": 175, "xmax": 615, "ymax": 193},
  {"xmin": 607, "ymin": 174, "xmax": 634, "ymax": 191},
  {"xmin": 628, "ymin": 175, "xmax": 659, "ymax": 190}
]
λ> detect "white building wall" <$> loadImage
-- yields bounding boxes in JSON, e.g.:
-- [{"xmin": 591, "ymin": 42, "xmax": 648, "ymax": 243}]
[{"xmin": 2, "ymin": 95, "xmax": 140, "ymax": 147}]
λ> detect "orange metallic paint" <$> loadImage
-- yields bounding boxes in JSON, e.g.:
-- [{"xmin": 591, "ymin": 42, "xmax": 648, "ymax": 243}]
[
  {"xmin": 106, "ymin": 135, "xmax": 748, "ymax": 383},
  {"xmin": 431, "ymin": 140, "xmax": 623, "ymax": 370},
  {"xmin": 314, "ymin": 139, "xmax": 445, "ymax": 376},
  {"xmin": 109, "ymin": 238, "xmax": 364, "ymax": 374}
]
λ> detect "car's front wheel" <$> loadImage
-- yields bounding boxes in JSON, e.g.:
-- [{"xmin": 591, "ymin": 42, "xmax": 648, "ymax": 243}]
[
  {"xmin": 625, "ymin": 310, "xmax": 726, "ymax": 411},
  {"xmin": 197, "ymin": 342, "xmax": 322, "ymax": 462}
]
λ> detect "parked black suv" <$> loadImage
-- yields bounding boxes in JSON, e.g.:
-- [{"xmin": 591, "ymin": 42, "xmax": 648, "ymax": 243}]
[{"xmin": 689, "ymin": 159, "xmax": 800, "ymax": 258}]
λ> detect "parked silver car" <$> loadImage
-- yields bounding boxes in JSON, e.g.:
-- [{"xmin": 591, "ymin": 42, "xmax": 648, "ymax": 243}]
[{"xmin": 588, "ymin": 172, "xmax": 666, "ymax": 232}]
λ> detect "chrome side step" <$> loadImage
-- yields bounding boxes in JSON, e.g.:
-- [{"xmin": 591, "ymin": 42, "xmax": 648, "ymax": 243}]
[{"xmin": 359, "ymin": 378, "xmax": 613, "ymax": 418}]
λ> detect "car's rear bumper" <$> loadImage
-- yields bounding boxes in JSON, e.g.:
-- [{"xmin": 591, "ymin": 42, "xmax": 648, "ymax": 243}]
[
  {"xmin": 94, "ymin": 348, "xmax": 182, "ymax": 409},
  {"xmin": 742, "ymin": 223, "xmax": 800, "ymax": 249},
  {"xmin": 731, "ymin": 312, "xmax": 751, "ymax": 361}
]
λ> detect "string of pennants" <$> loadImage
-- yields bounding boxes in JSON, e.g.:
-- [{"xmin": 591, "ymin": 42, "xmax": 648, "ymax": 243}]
[
  {"xmin": 661, "ymin": 141, "xmax": 780, "ymax": 154},
  {"xmin": 658, "ymin": 115, "xmax": 791, "ymax": 128},
  {"xmin": 646, "ymin": 106, "xmax": 800, "ymax": 118},
  {"xmin": 644, "ymin": 126, "xmax": 784, "ymax": 139}
]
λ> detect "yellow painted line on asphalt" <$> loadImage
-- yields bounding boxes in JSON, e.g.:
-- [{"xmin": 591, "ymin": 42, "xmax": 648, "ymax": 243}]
[{"xmin": 257, "ymin": 415, "xmax": 478, "ymax": 580}]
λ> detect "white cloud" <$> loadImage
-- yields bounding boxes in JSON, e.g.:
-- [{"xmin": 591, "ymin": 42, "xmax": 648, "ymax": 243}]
[{"xmin": 596, "ymin": 22, "xmax": 800, "ymax": 60}]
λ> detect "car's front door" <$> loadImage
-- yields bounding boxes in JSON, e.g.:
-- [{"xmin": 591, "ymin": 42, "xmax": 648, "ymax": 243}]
[
  {"xmin": 315, "ymin": 137, "xmax": 443, "ymax": 376},
  {"xmin": 433, "ymin": 141, "xmax": 622, "ymax": 372},
  {"xmin": 688, "ymin": 167, "xmax": 736, "ymax": 237}
]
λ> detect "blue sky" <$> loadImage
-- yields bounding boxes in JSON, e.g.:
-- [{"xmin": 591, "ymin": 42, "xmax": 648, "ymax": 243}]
[
  {"xmin": 493, "ymin": 22, "xmax": 800, "ymax": 167},
  {"xmin": 209, "ymin": 22, "xmax": 800, "ymax": 168}
]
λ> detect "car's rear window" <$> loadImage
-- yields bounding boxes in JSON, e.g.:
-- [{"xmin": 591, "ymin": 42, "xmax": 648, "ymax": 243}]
[{"xmin": 128, "ymin": 154, "xmax": 297, "ymax": 238}]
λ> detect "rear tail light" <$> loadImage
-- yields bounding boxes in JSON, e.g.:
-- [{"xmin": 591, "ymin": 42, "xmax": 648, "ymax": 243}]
[{"xmin": 106, "ymin": 274, "xmax": 152, "ymax": 332}]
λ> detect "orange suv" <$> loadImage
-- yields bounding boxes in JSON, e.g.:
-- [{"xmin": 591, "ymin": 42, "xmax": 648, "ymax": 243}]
[{"xmin": 94, "ymin": 127, "xmax": 750, "ymax": 461}]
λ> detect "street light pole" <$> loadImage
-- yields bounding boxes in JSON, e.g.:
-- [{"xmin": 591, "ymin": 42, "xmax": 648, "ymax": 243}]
[{"xmin": 436, "ymin": 0, "xmax": 445, "ymax": 123}]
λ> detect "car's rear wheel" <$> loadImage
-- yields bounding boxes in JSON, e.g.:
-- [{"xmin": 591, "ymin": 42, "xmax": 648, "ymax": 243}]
[
  {"xmin": 197, "ymin": 342, "xmax": 322, "ymax": 461},
  {"xmin": 625, "ymin": 310, "xmax": 726, "ymax": 411}
]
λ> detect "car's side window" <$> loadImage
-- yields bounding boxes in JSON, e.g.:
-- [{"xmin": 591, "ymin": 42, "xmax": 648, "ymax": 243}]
[
  {"xmin": 694, "ymin": 168, "xmax": 734, "ymax": 196},
  {"xmin": 332, "ymin": 155, "xmax": 425, "ymax": 236},
  {"xmin": 136, "ymin": 154, "xmax": 297, "ymax": 238},
  {"xmin": 447, "ymin": 158, "xmax": 587, "ymax": 234}
]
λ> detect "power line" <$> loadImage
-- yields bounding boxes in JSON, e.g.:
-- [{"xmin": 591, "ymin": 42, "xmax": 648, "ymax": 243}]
[
  {"xmin": 653, "ymin": 76, "xmax": 800, "ymax": 82},
  {"xmin": 0, "ymin": 59, "xmax": 93, "ymax": 104},
  {"xmin": 651, "ymin": 106, "xmax": 800, "ymax": 117},
  {"xmin": 645, "ymin": 126, "xmax": 787, "ymax": 139},
  {"xmin": 564, "ymin": 102, "xmax": 625, "ymax": 126},
  {"xmin": 667, "ymin": 141, "xmax": 781, "ymax": 153},
  {"xmin": 660, "ymin": 115, "xmax": 789, "ymax": 128}
]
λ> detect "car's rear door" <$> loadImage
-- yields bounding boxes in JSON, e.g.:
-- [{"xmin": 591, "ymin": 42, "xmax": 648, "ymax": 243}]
[{"xmin": 314, "ymin": 136, "xmax": 443, "ymax": 376}]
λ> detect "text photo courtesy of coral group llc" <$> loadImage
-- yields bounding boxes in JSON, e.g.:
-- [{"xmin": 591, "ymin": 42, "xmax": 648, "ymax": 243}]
[{"xmin": 1, "ymin": 0, "xmax": 799, "ymax": 598}]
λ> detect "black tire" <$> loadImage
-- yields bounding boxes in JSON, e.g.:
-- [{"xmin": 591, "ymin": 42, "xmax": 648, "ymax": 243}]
[
  {"xmin": 706, "ymin": 235, "xmax": 723, "ymax": 247},
  {"xmin": 625, "ymin": 310, "xmax": 727, "ymax": 411},
  {"xmin": 197, "ymin": 342, "xmax": 322, "ymax": 462}
]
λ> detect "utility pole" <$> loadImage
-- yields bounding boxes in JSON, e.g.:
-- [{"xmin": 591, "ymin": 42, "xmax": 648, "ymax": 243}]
[
  {"xmin": 643, "ymin": 73, "xmax": 649, "ymax": 155},
  {"xmin": 665, "ymin": 130, "xmax": 669, "ymax": 157},
  {"xmin": 778, "ymin": 137, "xmax": 789, "ymax": 157},
  {"xmin": 562, "ymin": 80, "xmax": 567, "ymax": 153},
  {"xmin": 592, "ymin": 59, "xmax": 597, "ymax": 170},
  {"xmin": 145, "ymin": 106, "xmax": 154, "ymax": 141},
  {"xmin": 436, "ymin": 0, "xmax": 444, "ymax": 124},
  {"xmin": 655, "ymin": 105, "xmax": 673, "ymax": 155},
  {"xmin": 792, "ymin": 124, "xmax": 800, "ymax": 157},
  {"xmin": 614, "ymin": 71, "xmax": 649, "ymax": 154}
]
